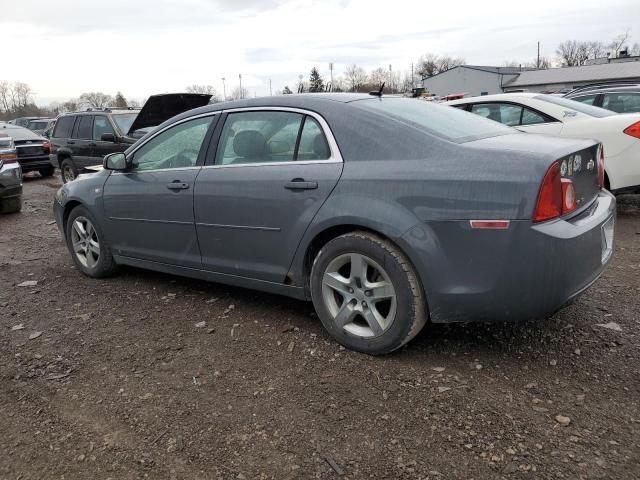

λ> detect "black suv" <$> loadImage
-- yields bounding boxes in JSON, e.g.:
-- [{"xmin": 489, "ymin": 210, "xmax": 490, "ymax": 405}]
[
  {"xmin": 564, "ymin": 83, "xmax": 640, "ymax": 113},
  {"xmin": 49, "ymin": 93, "xmax": 212, "ymax": 183}
]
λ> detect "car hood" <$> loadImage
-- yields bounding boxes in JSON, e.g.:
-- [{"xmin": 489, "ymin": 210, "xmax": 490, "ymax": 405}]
[{"xmin": 127, "ymin": 93, "xmax": 212, "ymax": 136}]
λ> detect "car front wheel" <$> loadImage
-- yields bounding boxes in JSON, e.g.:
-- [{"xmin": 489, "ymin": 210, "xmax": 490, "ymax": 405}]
[
  {"xmin": 310, "ymin": 231, "xmax": 427, "ymax": 355},
  {"xmin": 60, "ymin": 159, "xmax": 78, "ymax": 183},
  {"xmin": 65, "ymin": 206, "xmax": 117, "ymax": 278}
]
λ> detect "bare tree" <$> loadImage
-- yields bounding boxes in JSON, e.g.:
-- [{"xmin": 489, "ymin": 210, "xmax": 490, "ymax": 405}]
[
  {"xmin": 630, "ymin": 42, "xmax": 640, "ymax": 56},
  {"xmin": 230, "ymin": 86, "xmax": 248, "ymax": 100},
  {"xmin": 556, "ymin": 40, "xmax": 591, "ymax": 66},
  {"xmin": 0, "ymin": 81, "xmax": 10, "ymax": 112},
  {"xmin": 344, "ymin": 64, "xmax": 368, "ymax": 92},
  {"xmin": 586, "ymin": 41, "xmax": 606, "ymax": 59},
  {"xmin": 609, "ymin": 30, "xmax": 630, "ymax": 57},
  {"xmin": 13, "ymin": 82, "xmax": 34, "ymax": 109},
  {"xmin": 185, "ymin": 84, "xmax": 221, "ymax": 102},
  {"xmin": 61, "ymin": 99, "xmax": 80, "ymax": 113},
  {"xmin": 79, "ymin": 92, "xmax": 113, "ymax": 109},
  {"xmin": 416, "ymin": 54, "xmax": 464, "ymax": 78},
  {"xmin": 368, "ymin": 67, "xmax": 387, "ymax": 87}
]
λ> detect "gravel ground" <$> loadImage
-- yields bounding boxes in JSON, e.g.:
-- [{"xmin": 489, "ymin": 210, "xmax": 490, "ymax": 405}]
[{"xmin": 1, "ymin": 175, "xmax": 639, "ymax": 480}]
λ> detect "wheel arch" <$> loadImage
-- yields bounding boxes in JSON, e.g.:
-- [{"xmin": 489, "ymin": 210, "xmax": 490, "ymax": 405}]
[
  {"xmin": 62, "ymin": 200, "xmax": 84, "ymax": 233},
  {"xmin": 296, "ymin": 221, "xmax": 428, "ymax": 304}
]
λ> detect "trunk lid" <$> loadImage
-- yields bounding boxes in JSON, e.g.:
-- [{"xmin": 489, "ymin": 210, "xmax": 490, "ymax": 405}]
[{"xmin": 127, "ymin": 93, "xmax": 212, "ymax": 136}]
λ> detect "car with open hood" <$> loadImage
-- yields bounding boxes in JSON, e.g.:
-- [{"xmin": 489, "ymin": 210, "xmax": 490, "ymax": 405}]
[
  {"xmin": 49, "ymin": 93, "xmax": 212, "ymax": 182},
  {"xmin": 53, "ymin": 94, "xmax": 615, "ymax": 355}
]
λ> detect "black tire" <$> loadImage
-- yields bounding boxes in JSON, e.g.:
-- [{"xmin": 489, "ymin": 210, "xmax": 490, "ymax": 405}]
[
  {"xmin": 60, "ymin": 159, "xmax": 78, "ymax": 183},
  {"xmin": 39, "ymin": 166, "xmax": 55, "ymax": 178},
  {"xmin": 0, "ymin": 196, "xmax": 22, "ymax": 214},
  {"xmin": 65, "ymin": 205, "xmax": 117, "ymax": 278},
  {"xmin": 310, "ymin": 231, "xmax": 427, "ymax": 355}
]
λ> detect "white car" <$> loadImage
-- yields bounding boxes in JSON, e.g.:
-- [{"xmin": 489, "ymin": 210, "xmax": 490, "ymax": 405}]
[{"xmin": 448, "ymin": 93, "xmax": 640, "ymax": 193}]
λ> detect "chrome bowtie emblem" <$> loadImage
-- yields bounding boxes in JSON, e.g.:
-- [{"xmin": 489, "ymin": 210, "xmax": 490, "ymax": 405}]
[{"xmin": 586, "ymin": 159, "xmax": 595, "ymax": 171}]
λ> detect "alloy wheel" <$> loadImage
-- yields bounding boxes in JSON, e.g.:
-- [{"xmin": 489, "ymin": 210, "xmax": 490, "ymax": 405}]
[
  {"xmin": 70, "ymin": 216, "xmax": 100, "ymax": 268},
  {"xmin": 321, "ymin": 253, "xmax": 397, "ymax": 338}
]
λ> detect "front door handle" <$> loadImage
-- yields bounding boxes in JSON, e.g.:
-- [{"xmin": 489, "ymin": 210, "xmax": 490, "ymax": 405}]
[
  {"xmin": 284, "ymin": 179, "xmax": 318, "ymax": 190},
  {"xmin": 167, "ymin": 181, "xmax": 190, "ymax": 190}
]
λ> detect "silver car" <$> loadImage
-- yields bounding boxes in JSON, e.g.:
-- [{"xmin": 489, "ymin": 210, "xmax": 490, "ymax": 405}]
[{"xmin": 0, "ymin": 136, "xmax": 23, "ymax": 214}]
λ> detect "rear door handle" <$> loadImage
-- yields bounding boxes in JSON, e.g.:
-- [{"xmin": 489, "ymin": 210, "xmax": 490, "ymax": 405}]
[
  {"xmin": 67, "ymin": 140, "xmax": 75, "ymax": 145},
  {"xmin": 167, "ymin": 181, "xmax": 190, "ymax": 190},
  {"xmin": 284, "ymin": 179, "xmax": 318, "ymax": 190}
]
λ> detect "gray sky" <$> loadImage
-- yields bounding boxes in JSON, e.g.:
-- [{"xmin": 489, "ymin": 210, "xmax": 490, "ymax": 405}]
[{"xmin": 2, "ymin": 0, "xmax": 639, "ymax": 105}]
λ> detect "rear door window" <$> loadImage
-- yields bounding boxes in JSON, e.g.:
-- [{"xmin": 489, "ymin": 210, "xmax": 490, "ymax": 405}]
[
  {"xmin": 471, "ymin": 103, "xmax": 522, "ymax": 126},
  {"xmin": 73, "ymin": 116, "xmax": 93, "ymax": 139},
  {"xmin": 521, "ymin": 107, "xmax": 549, "ymax": 125},
  {"xmin": 297, "ymin": 117, "xmax": 330, "ymax": 160},
  {"xmin": 216, "ymin": 111, "xmax": 304, "ymax": 165},
  {"xmin": 53, "ymin": 116, "xmax": 75, "ymax": 138}
]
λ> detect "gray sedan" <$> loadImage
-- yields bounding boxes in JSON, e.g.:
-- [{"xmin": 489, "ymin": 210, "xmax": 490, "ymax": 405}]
[{"xmin": 53, "ymin": 94, "xmax": 615, "ymax": 354}]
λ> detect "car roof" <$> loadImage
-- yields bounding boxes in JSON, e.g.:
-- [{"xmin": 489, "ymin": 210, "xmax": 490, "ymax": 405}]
[
  {"xmin": 447, "ymin": 92, "xmax": 540, "ymax": 105},
  {"xmin": 567, "ymin": 84, "xmax": 640, "ymax": 95}
]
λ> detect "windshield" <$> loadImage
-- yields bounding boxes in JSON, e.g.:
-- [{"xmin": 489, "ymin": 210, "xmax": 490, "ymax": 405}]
[
  {"xmin": 28, "ymin": 121, "xmax": 49, "ymax": 129},
  {"xmin": 534, "ymin": 95, "xmax": 615, "ymax": 118},
  {"xmin": 354, "ymin": 97, "xmax": 515, "ymax": 143},
  {"xmin": 112, "ymin": 113, "xmax": 138, "ymax": 135}
]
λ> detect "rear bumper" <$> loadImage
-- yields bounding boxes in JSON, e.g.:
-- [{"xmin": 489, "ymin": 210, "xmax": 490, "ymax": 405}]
[
  {"xmin": 18, "ymin": 155, "xmax": 51, "ymax": 172},
  {"xmin": 401, "ymin": 190, "xmax": 616, "ymax": 323}
]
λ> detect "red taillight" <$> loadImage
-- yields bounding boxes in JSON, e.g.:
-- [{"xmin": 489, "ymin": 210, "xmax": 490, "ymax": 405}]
[
  {"xmin": 598, "ymin": 145, "xmax": 605, "ymax": 189},
  {"xmin": 623, "ymin": 121, "xmax": 640, "ymax": 139},
  {"xmin": 534, "ymin": 162, "xmax": 562, "ymax": 222},
  {"xmin": 42, "ymin": 142, "xmax": 51, "ymax": 154}
]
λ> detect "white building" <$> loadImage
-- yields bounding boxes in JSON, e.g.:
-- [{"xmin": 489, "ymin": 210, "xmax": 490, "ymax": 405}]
[{"xmin": 421, "ymin": 65, "xmax": 526, "ymax": 97}]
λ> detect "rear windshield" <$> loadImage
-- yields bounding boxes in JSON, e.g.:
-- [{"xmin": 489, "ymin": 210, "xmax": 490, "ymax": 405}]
[
  {"xmin": 28, "ymin": 121, "xmax": 49, "ymax": 129},
  {"xmin": 353, "ymin": 97, "xmax": 515, "ymax": 143},
  {"xmin": 112, "ymin": 113, "xmax": 137, "ymax": 135},
  {"xmin": 534, "ymin": 95, "xmax": 615, "ymax": 118}
]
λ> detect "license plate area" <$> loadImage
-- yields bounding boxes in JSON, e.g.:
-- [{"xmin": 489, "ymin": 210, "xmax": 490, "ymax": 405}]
[{"xmin": 601, "ymin": 216, "xmax": 614, "ymax": 264}]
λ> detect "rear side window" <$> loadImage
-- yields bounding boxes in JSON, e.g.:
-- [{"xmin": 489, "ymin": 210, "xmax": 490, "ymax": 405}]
[
  {"xmin": 471, "ymin": 103, "xmax": 522, "ymax": 126},
  {"xmin": 53, "ymin": 116, "xmax": 75, "ymax": 138},
  {"xmin": 572, "ymin": 94, "xmax": 598, "ymax": 106},
  {"xmin": 534, "ymin": 94, "xmax": 614, "ymax": 118},
  {"xmin": 602, "ymin": 92, "xmax": 640, "ymax": 113},
  {"xmin": 355, "ymin": 98, "xmax": 514, "ymax": 143},
  {"xmin": 297, "ymin": 117, "xmax": 330, "ymax": 160},
  {"xmin": 73, "ymin": 116, "xmax": 93, "ymax": 139},
  {"xmin": 521, "ymin": 107, "xmax": 549, "ymax": 125}
]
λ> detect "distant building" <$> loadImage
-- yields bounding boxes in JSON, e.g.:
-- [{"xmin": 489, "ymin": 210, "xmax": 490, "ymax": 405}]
[
  {"xmin": 421, "ymin": 65, "xmax": 526, "ymax": 97},
  {"xmin": 422, "ymin": 57, "xmax": 640, "ymax": 96},
  {"xmin": 503, "ymin": 61, "xmax": 640, "ymax": 93}
]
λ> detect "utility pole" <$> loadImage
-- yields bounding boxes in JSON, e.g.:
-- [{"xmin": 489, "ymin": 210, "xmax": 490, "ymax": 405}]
[
  {"xmin": 269, "ymin": 78, "xmax": 272, "ymax": 96},
  {"xmin": 239, "ymin": 74, "xmax": 243, "ymax": 99},
  {"xmin": 329, "ymin": 62, "xmax": 334, "ymax": 91},
  {"xmin": 537, "ymin": 41, "xmax": 540, "ymax": 69},
  {"xmin": 221, "ymin": 77, "xmax": 226, "ymax": 100},
  {"xmin": 389, "ymin": 64, "xmax": 393, "ymax": 93}
]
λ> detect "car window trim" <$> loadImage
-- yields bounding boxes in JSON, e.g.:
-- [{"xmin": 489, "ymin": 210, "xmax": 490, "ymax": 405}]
[
  {"xmin": 115, "ymin": 112, "xmax": 219, "ymax": 175},
  {"xmin": 203, "ymin": 106, "xmax": 343, "ymax": 168}
]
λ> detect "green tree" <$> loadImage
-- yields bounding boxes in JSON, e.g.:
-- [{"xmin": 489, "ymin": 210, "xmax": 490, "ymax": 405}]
[
  {"xmin": 308, "ymin": 67, "xmax": 324, "ymax": 93},
  {"xmin": 112, "ymin": 91, "xmax": 128, "ymax": 108}
]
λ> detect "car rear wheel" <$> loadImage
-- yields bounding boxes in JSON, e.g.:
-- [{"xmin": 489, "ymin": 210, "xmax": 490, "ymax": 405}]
[
  {"xmin": 65, "ymin": 206, "xmax": 117, "ymax": 278},
  {"xmin": 310, "ymin": 231, "xmax": 427, "ymax": 355},
  {"xmin": 39, "ymin": 166, "xmax": 55, "ymax": 178},
  {"xmin": 60, "ymin": 159, "xmax": 78, "ymax": 183}
]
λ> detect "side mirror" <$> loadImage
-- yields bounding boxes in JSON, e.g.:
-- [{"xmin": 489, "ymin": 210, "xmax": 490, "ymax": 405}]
[
  {"xmin": 101, "ymin": 133, "xmax": 116, "ymax": 142},
  {"xmin": 103, "ymin": 152, "xmax": 128, "ymax": 171}
]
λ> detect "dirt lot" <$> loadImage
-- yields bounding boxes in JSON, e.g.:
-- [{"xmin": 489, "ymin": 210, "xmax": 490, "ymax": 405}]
[{"xmin": 1, "ymin": 175, "xmax": 639, "ymax": 480}]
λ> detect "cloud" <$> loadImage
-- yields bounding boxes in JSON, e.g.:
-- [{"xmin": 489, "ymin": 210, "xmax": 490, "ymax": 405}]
[{"xmin": 1, "ymin": 0, "xmax": 638, "ymax": 103}]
